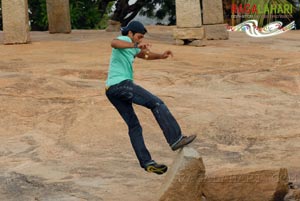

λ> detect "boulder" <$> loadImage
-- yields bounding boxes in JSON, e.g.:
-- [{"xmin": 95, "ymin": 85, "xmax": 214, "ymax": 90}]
[
  {"xmin": 188, "ymin": 40, "xmax": 206, "ymax": 47},
  {"xmin": 159, "ymin": 147, "xmax": 205, "ymax": 201}
]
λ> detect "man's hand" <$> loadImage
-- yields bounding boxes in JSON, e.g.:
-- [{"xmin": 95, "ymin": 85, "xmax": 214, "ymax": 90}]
[{"xmin": 160, "ymin": 50, "xmax": 173, "ymax": 59}]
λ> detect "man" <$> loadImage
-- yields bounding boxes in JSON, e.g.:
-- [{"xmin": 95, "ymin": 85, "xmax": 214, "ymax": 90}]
[{"xmin": 105, "ymin": 21, "xmax": 196, "ymax": 175}]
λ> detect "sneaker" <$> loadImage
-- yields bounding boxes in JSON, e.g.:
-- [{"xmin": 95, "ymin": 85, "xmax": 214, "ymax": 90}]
[
  {"xmin": 171, "ymin": 135, "xmax": 197, "ymax": 151},
  {"xmin": 145, "ymin": 162, "xmax": 168, "ymax": 175}
]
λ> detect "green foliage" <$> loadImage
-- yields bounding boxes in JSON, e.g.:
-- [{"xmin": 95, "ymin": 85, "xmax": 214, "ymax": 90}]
[
  {"xmin": 29, "ymin": 0, "xmax": 48, "ymax": 31},
  {"xmin": 70, "ymin": 0, "xmax": 101, "ymax": 29},
  {"xmin": 70, "ymin": 0, "xmax": 113, "ymax": 29},
  {"xmin": 98, "ymin": 1, "xmax": 114, "ymax": 29},
  {"xmin": 133, "ymin": 0, "xmax": 176, "ymax": 25},
  {"xmin": 0, "ymin": 0, "xmax": 113, "ymax": 31}
]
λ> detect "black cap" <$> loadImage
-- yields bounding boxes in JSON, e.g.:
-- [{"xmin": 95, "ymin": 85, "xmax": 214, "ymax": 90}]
[{"xmin": 121, "ymin": 21, "xmax": 148, "ymax": 35}]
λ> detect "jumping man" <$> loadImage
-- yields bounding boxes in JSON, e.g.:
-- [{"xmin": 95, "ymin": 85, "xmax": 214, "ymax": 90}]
[{"xmin": 105, "ymin": 21, "xmax": 196, "ymax": 175}]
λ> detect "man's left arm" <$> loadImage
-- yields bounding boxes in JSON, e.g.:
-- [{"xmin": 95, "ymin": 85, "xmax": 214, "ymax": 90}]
[{"xmin": 136, "ymin": 49, "xmax": 173, "ymax": 60}]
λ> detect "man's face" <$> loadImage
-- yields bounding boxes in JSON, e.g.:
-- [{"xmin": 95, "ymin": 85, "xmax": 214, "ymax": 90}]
[{"xmin": 129, "ymin": 31, "xmax": 144, "ymax": 43}]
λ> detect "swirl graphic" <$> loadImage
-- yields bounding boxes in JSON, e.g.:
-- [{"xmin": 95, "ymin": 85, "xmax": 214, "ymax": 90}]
[{"xmin": 228, "ymin": 20, "xmax": 295, "ymax": 37}]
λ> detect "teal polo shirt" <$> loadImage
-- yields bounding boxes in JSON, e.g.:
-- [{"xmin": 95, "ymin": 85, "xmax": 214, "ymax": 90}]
[{"xmin": 106, "ymin": 36, "xmax": 141, "ymax": 87}]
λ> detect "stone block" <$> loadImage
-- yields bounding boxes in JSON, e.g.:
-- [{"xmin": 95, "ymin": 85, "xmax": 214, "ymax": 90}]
[
  {"xmin": 159, "ymin": 147, "xmax": 205, "ymax": 201},
  {"xmin": 188, "ymin": 40, "xmax": 206, "ymax": 47},
  {"xmin": 202, "ymin": 168, "xmax": 289, "ymax": 201},
  {"xmin": 204, "ymin": 24, "xmax": 229, "ymax": 40},
  {"xmin": 174, "ymin": 39, "xmax": 185, "ymax": 46},
  {"xmin": 175, "ymin": 0, "xmax": 202, "ymax": 28},
  {"xmin": 2, "ymin": 0, "xmax": 30, "ymax": 44},
  {"xmin": 46, "ymin": 0, "xmax": 71, "ymax": 33},
  {"xmin": 202, "ymin": 0, "xmax": 224, "ymax": 25},
  {"xmin": 173, "ymin": 27, "xmax": 205, "ymax": 40}
]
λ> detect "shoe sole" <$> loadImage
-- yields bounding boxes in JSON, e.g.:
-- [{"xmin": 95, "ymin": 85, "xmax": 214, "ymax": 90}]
[
  {"xmin": 172, "ymin": 135, "xmax": 197, "ymax": 151},
  {"xmin": 146, "ymin": 165, "xmax": 168, "ymax": 175}
]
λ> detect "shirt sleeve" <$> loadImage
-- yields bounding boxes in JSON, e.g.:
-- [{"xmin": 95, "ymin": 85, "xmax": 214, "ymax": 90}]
[
  {"xmin": 135, "ymin": 48, "xmax": 141, "ymax": 55},
  {"xmin": 117, "ymin": 35, "xmax": 131, "ymax": 42},
  {"xmin": 117, "ymin": 35, "xmax": 141, "ymax": 55}
]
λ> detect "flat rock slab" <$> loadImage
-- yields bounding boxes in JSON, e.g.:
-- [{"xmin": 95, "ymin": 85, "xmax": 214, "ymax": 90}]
[
  {"xmin": 173, "ymin": 27, "xmax": 205, "ymax": 40},
  {"xmin": 202, "ymin": 168, "xmax": 289, "ymax": 201}
]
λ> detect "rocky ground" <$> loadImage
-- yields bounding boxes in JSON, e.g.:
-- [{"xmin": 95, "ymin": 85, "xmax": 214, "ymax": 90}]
[{"xmin": 0, "ymin": 27, "xmax": 299, "ymax": 201}]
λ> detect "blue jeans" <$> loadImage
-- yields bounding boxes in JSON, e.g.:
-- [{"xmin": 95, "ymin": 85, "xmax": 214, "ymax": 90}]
[{"xmin": 106, "ymin": 80, "xmax": 183, "ymax": 168}]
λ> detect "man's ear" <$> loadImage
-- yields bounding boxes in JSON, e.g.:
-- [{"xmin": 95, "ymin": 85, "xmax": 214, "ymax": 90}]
[{"xmin": 128, "ymin": 31, "xmax": 133, "ymax": 37}]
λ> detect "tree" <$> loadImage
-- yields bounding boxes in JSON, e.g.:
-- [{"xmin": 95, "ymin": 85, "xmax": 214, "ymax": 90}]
[
  {"xmin": 111, "ymin": 0, "xmax": 146, "ymax": 26},
  {"xmin": 111, "ymin": 0, "xmax": 176, "ymax": 26},
  {"xmin": 138, "ymin": 0, "xmax": 176, "ymax": 25},
  {"xmin": 29, "ymin": 0, "xmax": 48, "ymax": 31}
]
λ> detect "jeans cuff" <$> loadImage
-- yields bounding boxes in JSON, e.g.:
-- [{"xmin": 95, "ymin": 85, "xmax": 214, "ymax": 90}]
[
  {"xmin": 170, "ymin": 135, "xmax": 183, "ymax": 149},
  {"xmin": 144, "ymin": 160, "xmax": 155, "ymax": 168}
]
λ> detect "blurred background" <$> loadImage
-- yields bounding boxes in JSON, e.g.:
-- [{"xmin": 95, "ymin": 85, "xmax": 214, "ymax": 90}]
[{"xmin": 0, "ymin": 0, "xmax": 299, "ymax": 31}]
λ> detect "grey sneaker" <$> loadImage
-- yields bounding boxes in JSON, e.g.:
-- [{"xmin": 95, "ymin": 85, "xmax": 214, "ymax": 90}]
[{"xmin": 171, "ymin": 135, "xmax": 197, "ymax": 151}]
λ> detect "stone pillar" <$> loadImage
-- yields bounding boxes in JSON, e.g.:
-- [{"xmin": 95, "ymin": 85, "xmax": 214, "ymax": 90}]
[
  {"xmin": 202, "ymin": 0, "xmax": 224, "ymax": 25},
  {"xmin": 202, "ymin": 0, "xmax": 229, "ymax": 40},
  {"xmin": 174, "ymin": 0, "xmax": 229, "ymax": 46},
  {"xmin": 175, "ymin": 0, "xmax": 202, "ymax": 28},
  {"xmin": 2, "ymin": 0, "xmax": 30, "ymax": 44},
  {"xmin": 46, "ymin": 0, "xmax": 71, "ymax": 33},
  {"xmin": 174, "ymin": 0, "xmax": 204, "ymax": 46}
]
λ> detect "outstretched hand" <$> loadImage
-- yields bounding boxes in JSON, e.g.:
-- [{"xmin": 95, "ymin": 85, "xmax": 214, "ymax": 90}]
[{"xmin": 160, "ymin": 50, "xmax": 173, "ymax": 59}]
